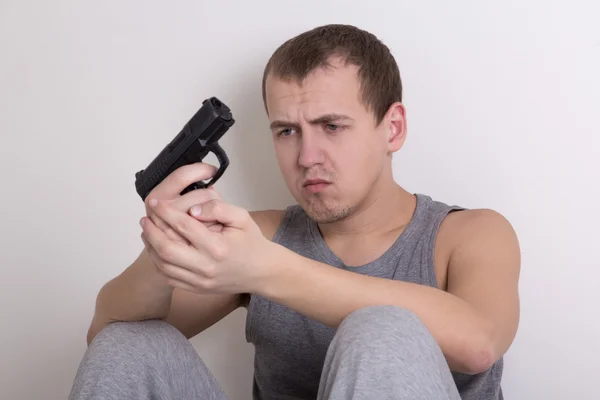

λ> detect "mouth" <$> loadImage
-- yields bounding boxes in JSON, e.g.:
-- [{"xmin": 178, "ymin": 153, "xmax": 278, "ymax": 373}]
[
  {"xmin": 302, "ymin": 178, "xmax": 332, "ymax": 193},
  {"xmin": 303, "ymin": 178, "xmax": 330, "ymax": 187}
]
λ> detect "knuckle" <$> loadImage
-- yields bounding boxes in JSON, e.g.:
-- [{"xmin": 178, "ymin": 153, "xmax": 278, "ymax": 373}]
[
  {"xmin": 200, "ymin": 278, "xmax": 216, "ymax": 291},
  {"xmin": 161, "ymin": 264, "xmax": 180, "ymax": 281},
  {"xmin": 154, "ymin": 198, "xmax": 169, "ymax": 213},
  {"xmin": 144, "ymin": 196, "xmax": 155, "ymax": 210},
  {"xmin": 203, "ymin": 264, "xmax": 218, "ymax": 280},
  {"xmin": 155, "ymin": 241, "xmax": 175, "ymax": 260},
  {"xmin": 210, "ymin": 242, "xmax": 228, "ymax": 261},
  {"xmin": 209, "ymin": 199, "xmax": 222, "ymax": 215},
  {"xmin": 153, "ymin": 218, "xmax": 166, "ymax": 231},
  {"xmin": 173, "ymin": 218, "xmax": 191, "ymax": 234},
  {"xmin": 164, "ymin": 227, "xmax": 185, "ymax": 242},
  {"xmin": 156, "ymin": 261, "xmax": 170, "ymax": 274}
]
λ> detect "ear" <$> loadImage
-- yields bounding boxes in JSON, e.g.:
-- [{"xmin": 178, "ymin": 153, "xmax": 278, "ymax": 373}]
[{"xmin": 386, "ymin": 102, "xmax": 407, "ymax": 153}]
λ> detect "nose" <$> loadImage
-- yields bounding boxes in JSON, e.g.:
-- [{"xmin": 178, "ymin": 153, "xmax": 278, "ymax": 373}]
[{"xmin": 297, "ymin": 130, "xmax": 324, "ymax": 168}]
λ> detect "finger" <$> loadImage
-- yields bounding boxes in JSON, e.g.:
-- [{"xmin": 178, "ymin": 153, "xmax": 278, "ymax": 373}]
[
  {"xmin": 140, "ymin": 215, "xmax": 205, "ymax": 271},
  {"xmin": 149, "ymin": 199, "xmax": 221, "ymax": 252},
  {"xmin": 149, "ymin": 187, "xmax": 221, "ymax": 215},
  {"xmin": 190, "ymin": 199, "xmax": 251, "ymax": 230},
  {"xmin": 148, "ymin": 162, "xmax": 218, "ymax": 200},
  {"xmin": 178, "ymin": 187, "xmax": 222, "ymax": 209},
  {"xmin": 207, "ymin": 222, "xmax": 224, "ymax": 233},
  {"xmin": 163, "ymin": 224, "xmax": 190, "ymax": 244},
  {"xmin": 141, "ymin": 233, "xmax": 185, "ymax": 273},
  {"xmin": 147, "ymin": 189, "xmax": 221, "ymax": 241},
  {"xmin": 142, "ymin": 233, "xmax": 212, "ymax": 288},
  {"xmin": 159, "ymin": 261, "xmax": 207, "ymax": 289},
  {"xmin": 177, "ymin": 189, "xmax": 222, "ymax": 228},
  {"xmin": 147, "ymin": 214, "xmax": 189, "ymax": 244}
]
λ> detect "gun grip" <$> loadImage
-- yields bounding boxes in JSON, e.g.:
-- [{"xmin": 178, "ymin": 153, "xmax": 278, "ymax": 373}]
[{"xmin": 180, "ymin": 142, "xmax": 229, "ymax": 195}]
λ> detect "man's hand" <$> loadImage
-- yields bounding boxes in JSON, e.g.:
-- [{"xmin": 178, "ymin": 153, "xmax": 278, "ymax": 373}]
[
  {"xmin": 140, "ymin": 197, "xmax": 274, "ymax": 295},
  {"xmin": 142, "ymin": 162, "xmax": 224, "ymax": 244},
  {"xmin": 139, "ymin": 162, "xmax": 227, "ymax": 284}
]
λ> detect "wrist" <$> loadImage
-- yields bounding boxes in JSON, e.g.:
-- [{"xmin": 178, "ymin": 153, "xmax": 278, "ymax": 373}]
[
  {"xmin": 133, "ymin": 250, "xmax": 175, "ymax": 293},
  {"xmin": 251, "ymin": 240, "xmax": 289, "ymax": 297},
  {"xmin": 102, "ymin": 254, "xmax": 175, "ymax": 320},
  {"xmin": 253, "ymin": 241, "xmax": 303, "ymax": 301}
]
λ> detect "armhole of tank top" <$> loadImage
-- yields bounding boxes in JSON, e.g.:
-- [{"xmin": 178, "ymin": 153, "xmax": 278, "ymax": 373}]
[
  {"xmin": 424, "ymin": 205, "xmax": 465, "ymax": 290},
  {"xmin": 245, "ymin": 205, "xmax": 298, "ymax": 343},
  {"xmin": 271, "ymin": 204, "xmax": 297, "ymax": 243}
]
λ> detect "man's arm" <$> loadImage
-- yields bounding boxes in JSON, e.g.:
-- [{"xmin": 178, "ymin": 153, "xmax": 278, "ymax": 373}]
[
  {"xmin": 86, "ymin": 246, "xmax": 243, "ymax": 345},
  {"xmin": 159, "ymin": 209, "xmax": 284, "ymax": 339},
  {"xmin": 445, "ymin": 209, "xmax": 521, "ymax": 370},
  {"xmin": 260, "ymin": 208, "xmax": 521, "ymax": 375},
  {"xmin": 86, "ymin": 209, "xmax": 284, "ymax": 345}
]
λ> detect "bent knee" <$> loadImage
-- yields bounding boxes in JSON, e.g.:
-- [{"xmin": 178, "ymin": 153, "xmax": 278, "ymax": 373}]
[
  {"xmin": 90, "ymin": 319, "xmax": 188, "ymax": 355},
  {"xmin": 336, "ymin": 305, "xmax": 436, "ymax": 348},
  {"xmin": 341, "ymin": 305, "xmax": 426, "ymax": 333}
]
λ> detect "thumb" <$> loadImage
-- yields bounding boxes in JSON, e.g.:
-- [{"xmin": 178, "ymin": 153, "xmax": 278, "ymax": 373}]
[
  {"xmin": 189, "ymin": 199, "xmax": 251, "ymax": 230},
  {"xmin": 187, "ymin": 210, "xmax": 223, "ymax": 232}
]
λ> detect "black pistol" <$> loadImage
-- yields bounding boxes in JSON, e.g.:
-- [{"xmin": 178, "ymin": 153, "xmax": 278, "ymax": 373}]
[{"xmin": 135, "ymin": 97, "xmax": 235, "ymax": 201}]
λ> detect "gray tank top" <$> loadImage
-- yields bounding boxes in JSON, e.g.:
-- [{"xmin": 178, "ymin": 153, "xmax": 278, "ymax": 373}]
[{"xmin": 245, "ymin": 193, "xmax": 504, "ymax": 400}]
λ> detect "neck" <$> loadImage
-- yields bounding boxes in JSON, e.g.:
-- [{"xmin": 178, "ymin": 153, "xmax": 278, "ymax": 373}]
[{"xmin": 317, "ymin": 179, "xmax": 417, "ymax": 240}]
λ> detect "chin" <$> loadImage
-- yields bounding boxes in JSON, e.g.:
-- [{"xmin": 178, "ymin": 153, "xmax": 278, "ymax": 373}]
[{"xmin": 302, "ymin": 199, "xmax": 354, "ymax": 224}]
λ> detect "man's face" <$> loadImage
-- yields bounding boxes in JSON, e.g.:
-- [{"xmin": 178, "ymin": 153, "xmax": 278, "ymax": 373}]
[{"xmin": 264, "ymin": 58, "xmax": 406, "ymax": 223}]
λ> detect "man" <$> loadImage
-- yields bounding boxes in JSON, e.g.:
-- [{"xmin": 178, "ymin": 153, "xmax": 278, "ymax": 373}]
[{"xmin": 71, "ymin": 24, "xmax": 520, "ymax": 400}]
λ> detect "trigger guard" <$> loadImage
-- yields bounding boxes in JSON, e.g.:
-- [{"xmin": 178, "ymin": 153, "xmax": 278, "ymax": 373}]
[
  {"xmin": 180, "ymin": 142, "xmax": 228, "ymax": 196},
  {"xmin": 191, "ymin": 181, "xmax": 209, "ymax": 190}
]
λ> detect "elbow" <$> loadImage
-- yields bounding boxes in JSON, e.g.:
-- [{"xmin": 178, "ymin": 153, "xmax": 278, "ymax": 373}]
[
  {"xmin": 451, "ymin": 316, "xmax": 506, "ymax": 375},
  {"xmin": 463, "ymin": 341, "xmax": 496, "ymax": 375},
  {"xmin": 452, "ymin": 333, "xmax": 497, "ymax": 375}
]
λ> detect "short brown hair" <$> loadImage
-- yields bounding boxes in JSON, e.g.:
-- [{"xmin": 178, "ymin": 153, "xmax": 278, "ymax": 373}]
[{"xmin": 261, "ymin": 24, "xmax": 402, "ymax": 125}]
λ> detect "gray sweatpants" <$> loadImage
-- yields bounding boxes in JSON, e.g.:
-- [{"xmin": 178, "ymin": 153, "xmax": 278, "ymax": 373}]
[{"xmin": 69, "ymin": 305, "xmax": 461, "ymax": 399}]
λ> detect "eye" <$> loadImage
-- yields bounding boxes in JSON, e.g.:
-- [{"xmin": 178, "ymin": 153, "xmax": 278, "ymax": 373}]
[
  {"xmin": 325, "ymin": 124, "xmax": 342, "ymax": 132},
  {"xmin": 277, "ymin": 128, "xmax": 296, "ymax": 137}
]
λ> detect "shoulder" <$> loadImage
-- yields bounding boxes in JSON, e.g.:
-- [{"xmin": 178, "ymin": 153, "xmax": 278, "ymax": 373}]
[
  {"xmin": 439, "ymin": 207, "xmax": 521, "ymax": 273},
  {"xmin": 441, "ymin": 208, "xmax": 518, "ymax": 246},
  {"xmin": 250, "ymin": 209, "xmax": 286, "ymax": 241}
]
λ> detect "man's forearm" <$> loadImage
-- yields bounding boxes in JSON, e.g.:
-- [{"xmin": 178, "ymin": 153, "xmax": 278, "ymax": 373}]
[
  {"xmin": 260, "ymin": 244, "xmax": 496, "ymax": 375},
  {"xmin": 87, "ymin": 253, "xmax": 174, "ymax": 344}
]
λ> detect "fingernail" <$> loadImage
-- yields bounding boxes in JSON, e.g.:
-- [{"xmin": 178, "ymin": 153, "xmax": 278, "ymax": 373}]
[
  {"xmin": 140, "ymin": 217, "xmax": 145, "ymax": 227},
  {"xmin": 149, "ymin": 198, "xmax": 158, "ymax": 208},
  {"xmin": 190, "ymin": 205, "xmax": 201, "ymax": 217}
]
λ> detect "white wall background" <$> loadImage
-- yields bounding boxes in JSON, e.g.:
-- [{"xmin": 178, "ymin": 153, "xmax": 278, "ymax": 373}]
[{"xmin": 1, "ymin": 1, "xmax": 598, "ymax": 399}]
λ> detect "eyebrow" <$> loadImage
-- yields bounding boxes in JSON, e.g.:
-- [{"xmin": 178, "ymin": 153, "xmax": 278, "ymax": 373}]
[{"xmin": 269, "ymin": 113, "xmax": 355, "ymax": 130}]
